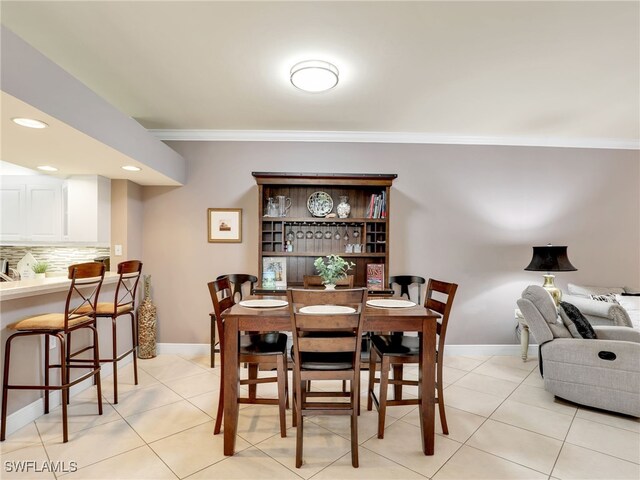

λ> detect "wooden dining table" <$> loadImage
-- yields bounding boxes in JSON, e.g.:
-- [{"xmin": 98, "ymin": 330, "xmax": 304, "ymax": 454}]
[{"xmin": 222, "ymin": 296, "xmax": 441, "ymax": 456}]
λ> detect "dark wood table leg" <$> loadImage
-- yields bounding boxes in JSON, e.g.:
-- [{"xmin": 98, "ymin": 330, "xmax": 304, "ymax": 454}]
[
  {"xmin": 223, "ymin": 315, "xmax": 239, "ymax": 456},
  {"xmin": 419, "ymin": 321, "xmax": 436, "ymax": 455}
]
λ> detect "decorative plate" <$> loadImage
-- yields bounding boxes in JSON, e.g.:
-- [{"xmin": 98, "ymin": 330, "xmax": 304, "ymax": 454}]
[
  {"xmin": 307, "ymin": 192, "xmax": 333, "ymax": 217},
  {"xmin": 366, "ymin": 299, "xmax": 416, "ymax": 308},
  {"xmin": 239, "ymin": 299, "xmax": 288, "ymax": 308},
  {"xmin": 299, "ymin": 305, "xmax": 356, "ymax": 314}
]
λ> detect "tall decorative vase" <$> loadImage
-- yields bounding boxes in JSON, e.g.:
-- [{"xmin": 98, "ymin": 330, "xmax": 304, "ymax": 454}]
[
  {"xmin": 137, "ymin": 275, "xmax": 157, "ymax": 359},
  {"xmin": 336, "ymin": 196, "xmax": 351, "ymax": 218}
]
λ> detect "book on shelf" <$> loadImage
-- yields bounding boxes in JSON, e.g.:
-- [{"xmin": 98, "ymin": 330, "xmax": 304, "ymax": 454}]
[
  {"xmin": 262, "ymin": 257, "xmax": 287, "ymax": 289},
  {"xmin": 366, "ymin": 263, "xmax": 384, "ymax": 290},
  {"xmin": 367, "ymin": 192, "xmax": 387, "ymax": 219}
]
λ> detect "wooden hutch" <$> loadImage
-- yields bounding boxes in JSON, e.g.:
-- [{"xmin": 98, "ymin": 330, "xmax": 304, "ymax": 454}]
[{"xmin": 253, "ymin": 172, "xmax": 397, "ymax": 289}]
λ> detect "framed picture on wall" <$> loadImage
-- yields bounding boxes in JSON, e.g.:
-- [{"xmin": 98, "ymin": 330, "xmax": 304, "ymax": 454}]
[{"xmin": 208, "ymin": 208, "xmax": 242, "ymax": 243}]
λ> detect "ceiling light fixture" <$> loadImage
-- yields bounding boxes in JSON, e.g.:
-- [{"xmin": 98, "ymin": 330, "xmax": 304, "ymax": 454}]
[
  {"xmin": 12, "ymin": 117, "xmax": 48, "ymax": 129},
  {"xmin": 290, "ymin": 60, "xmax": 339, "ymax": 93},
  {"xmin": 122, "ymin": 165, "xmax": 141, "ymax": 172},
  {"xmin": 37, "ymin": 165, "xmax": 58, "ymax": 172}
]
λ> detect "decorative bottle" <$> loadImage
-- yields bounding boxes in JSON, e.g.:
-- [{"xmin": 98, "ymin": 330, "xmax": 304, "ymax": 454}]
[
  {"xmin": 336, "ymin": 196, "xmax": 351, "ymax": 218},
  {"xmin": 137, "ymin": 275, "xmax": 157, "ymax": 359}
]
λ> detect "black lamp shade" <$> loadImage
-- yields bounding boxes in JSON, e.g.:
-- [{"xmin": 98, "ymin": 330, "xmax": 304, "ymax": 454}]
[{"xmin": 524, "ymin": 245, "xmax": 577, "ymax": 272}]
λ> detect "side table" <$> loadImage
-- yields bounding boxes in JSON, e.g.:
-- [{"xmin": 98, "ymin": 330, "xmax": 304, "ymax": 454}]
[{"xmin": 515, "ymin": 308, "xmax": 529, "ymax": 361}]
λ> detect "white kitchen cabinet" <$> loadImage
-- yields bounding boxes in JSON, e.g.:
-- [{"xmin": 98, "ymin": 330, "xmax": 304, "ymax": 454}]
[
  {"xmin": 66, "ymin": 175, "xmax": 111, "ymax": 244},
  {"xmin": 0, "ymin": 184, "xmax": 26, "ymax": 241},
  {"xmin": 26, "ymin": 184, "xmax": 62, "ymax": 241}
]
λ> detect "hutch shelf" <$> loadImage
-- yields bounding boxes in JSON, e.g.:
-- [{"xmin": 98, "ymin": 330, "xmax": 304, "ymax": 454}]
[{"xmin": 253, "ymin": 172, "xmax": 397, "ymax": 288}]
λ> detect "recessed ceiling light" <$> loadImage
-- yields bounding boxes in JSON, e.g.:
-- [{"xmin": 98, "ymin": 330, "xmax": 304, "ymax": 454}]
[
  {"xmin": 12, "ymin": 117, "xmax": 49, "ymax": 129},
  {"xmin": 290, "ymin": 60, "xmax": 339, "ymax": 93},
  {"xmin": 37, "ymin": 165, "xmax": 58, "ymax": 172},
  {"xmin": 122, "ymin": 165, "xmax": 141, "ymax": 172}
]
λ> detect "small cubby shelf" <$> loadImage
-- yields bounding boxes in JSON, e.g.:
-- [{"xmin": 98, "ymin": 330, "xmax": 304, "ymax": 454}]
[{"xmin": 253, "ymin": 172, "xmax": 397, "ymax": 288}]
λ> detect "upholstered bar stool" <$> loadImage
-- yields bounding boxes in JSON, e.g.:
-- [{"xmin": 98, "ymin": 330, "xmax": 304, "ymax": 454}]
[
  {"xmin": 76, "ymin": 260, "xmax": 142, "ymax": 404},
  {"xmin": 1, "ymin": 262, "xmax": 105, "ymax": 443}
]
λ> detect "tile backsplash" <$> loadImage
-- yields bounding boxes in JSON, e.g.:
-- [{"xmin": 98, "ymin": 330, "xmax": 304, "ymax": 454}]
[{"xmin": 0, "ymin": 246, "xmax": 110, "ymax": 274}]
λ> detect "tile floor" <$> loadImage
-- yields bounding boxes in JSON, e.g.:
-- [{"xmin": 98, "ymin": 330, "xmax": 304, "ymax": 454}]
[{"xmin": 1, "ymin": 353, "xmax": 638, "ymax": 479}]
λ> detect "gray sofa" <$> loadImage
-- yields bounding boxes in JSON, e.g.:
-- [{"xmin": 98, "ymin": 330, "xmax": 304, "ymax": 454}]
[
  {"xmin": 562, "ymin": 294, "xmax": 632, "ymax": 327},
  {"xmin": 517, "ymin": 285, "xmax": 640, "ymax": 417}
]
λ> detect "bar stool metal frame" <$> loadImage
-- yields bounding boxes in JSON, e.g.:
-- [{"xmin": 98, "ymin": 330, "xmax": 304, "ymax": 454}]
[{"xmin": 1, "ymin": 262, "xmax": 105, "ymax": 443}]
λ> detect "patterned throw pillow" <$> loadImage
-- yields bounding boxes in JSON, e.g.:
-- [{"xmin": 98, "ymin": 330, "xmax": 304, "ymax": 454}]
[
  {"xmin": 558, "ymin": 302, "xmax": 597, "ymax": 339},
  {"xmin": 590, "ymin": 293, "xmax": 620, "ymax": 304}
]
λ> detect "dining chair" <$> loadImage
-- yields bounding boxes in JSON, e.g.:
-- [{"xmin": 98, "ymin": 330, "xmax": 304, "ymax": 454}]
[
  {"xmin": 367, "ymin": 278, "xmax": 458, "ymax": 438},
  {"xmin": 389, "ymin": 275, "xmax": 426, "ymax": 305},
  {"xmin": 209, "ymin": 274, "xmax": 258, "ymax": 367},
  {"xmin": 75, "ymin": 260, "xmax": 142, "ymax": 404},
  {"xmin": 303, "ymin": 275, "xmax": 354, "ymax": 288},
  {"xmin": 287, "ymin": 288, "xmax": 367, "ymax": 468},
  {"xmin": 1, "ymin": 262, "xmax": 105, "ymax": 443},
  {"xmin": 208, "ymin": 277, "xmax": 288, "ymax": 437}
]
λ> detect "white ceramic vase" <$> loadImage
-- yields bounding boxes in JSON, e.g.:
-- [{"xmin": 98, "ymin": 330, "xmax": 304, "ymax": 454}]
[
  {"xmin": 324, "ymin": 283, "xmax": 336, "ymax": 290},
  {"xmin": 336, "ymin": 196, "xmax": 351, "ymax": 218}
]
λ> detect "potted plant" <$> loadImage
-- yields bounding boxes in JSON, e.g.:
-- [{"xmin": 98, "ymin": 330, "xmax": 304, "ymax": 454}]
[
  {"xmin": 32, "ymin": 261, "xmax": 49, "ymax": 280},
  {"xmin": 313, "ymin": 254, "xmax": 355, "ymax": 289}
]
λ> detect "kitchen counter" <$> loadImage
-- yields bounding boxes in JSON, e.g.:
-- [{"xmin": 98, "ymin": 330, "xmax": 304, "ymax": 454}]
[{"xmin": 0, "ymin": 272, "xmax": 119, "ymax": 301}]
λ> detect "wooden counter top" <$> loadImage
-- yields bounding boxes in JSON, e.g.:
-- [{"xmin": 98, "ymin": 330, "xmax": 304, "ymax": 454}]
[{"xmin": 0, "ymin": 272, "xmax": 119, "ymax": 301}]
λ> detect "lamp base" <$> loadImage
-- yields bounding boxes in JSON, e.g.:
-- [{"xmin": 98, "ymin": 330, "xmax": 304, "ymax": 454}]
[{"xmin": 542, "ymin": 274, "xmax": 562, "ymax": 305}]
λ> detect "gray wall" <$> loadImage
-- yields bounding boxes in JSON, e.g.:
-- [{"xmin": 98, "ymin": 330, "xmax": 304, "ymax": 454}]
[{"xmin": 141, "ymin": 141, "xmax": 640, "ymax": 345}]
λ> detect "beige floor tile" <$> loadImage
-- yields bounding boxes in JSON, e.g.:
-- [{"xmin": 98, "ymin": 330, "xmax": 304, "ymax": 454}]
[
  {"xmin": 452, "ymin": 372, "xmax": 519, "ymax": 399},
  {"xmin": 575, "ymin": 407, "xmax": 640, "ymax": 433},
  {"xmin": 60, "ymin": 445, "xmax": 177, "ymax": 479},
  {"xmin": 362, "ymin": 419, "xmax": 462, "ymax": 477},
  {"xmin": 178, "ymin": 353, "xmax": 216, "ymax": 370},
  {"xmin": 473, "ymin": 363, "xmax": 531, "ymax": 383},
  {"xmin": 433, "ymin": 445, "xmax": 547, "ymax": 479},
  {"xmin": 100, "ymin": 363, "xmax": 159, "ymax": 399},
  {"xmin": 125, "ymin": 400, "xmax": 211, "ymax": 443},
  {"xmin": 35, "ymin": 398, "xmax": 122, "ymax": 443},
  {"xmin": 141, "ymin": 357, "xmax": 209, "ymax": 382},
  {"xmin": 111, "ymin": 382, "xmax": 183, "ymax": 417},
  {"xmin": 522, "ymin": 369, "xmax": 545, "ymax": 388},
  {"xmin": 185, "ymin": 387, "xmax": 251, "ymax": 419},
  {"xmin": 0, "ymin": 443, "xmax": 55, "ymax": 479},
  {"xmin": 441, "ymin": 384, "xmax": 504, "ymax": 417},
  {"xmin": 162, "ymin": 371, "xmax": 221, "ymax": 399},
  {"xmin": 566, "ymin": 417, "xmax": 640, "ymax": 463},
  {"xmin": 149, "ymin": 421, "xmax": 250, "ymax": 478},
  {"xmin": 256, "ymin": 421, "xmax": 352, "ymax": 479},
  {"xmin": 490, "ymin": 399, "xmax": 573, "ymax": 440},
  {"xmin": 508, "ymin": 384, "xmax": 578, "ymax": 416},
  {"xmin": 137, "ymin": 354, "xmax": 184, "ymax": 368},
  {"xmin": 236, "ymin": 404, "xmax": 291, "ymax": 445},
  {"xmin": 186, "ymin": 446, "xmax": 302, "ymax": 479},
  {"xmin": 442, "ymin": 355, "xmax": 486, "ymax": 371},
  {"xmin": 552, "ymin": 443, "xmax": 640, "ymax": 480},
  {"xmin": 402, "ymin": 405, "xmax": 486, "ymax": 443},
  {"xmin": 0, "ymin": 422, "xmax": 42, "ymax": 454},
  {"xmin": 441, "ymin": 366, "xmax": 469, "ymax": 385},
  {"xmin": 307, "ymin": 405, "xmax": 397, "ymax": 444},
  {"xmin": 467, "ymin": 419, "xmax": 562, "ymax": 474},
  {"xmin": 42, "ymin": 419, "xmax": 144, "ymax": 468},
  {"xmin": 483, "ymin": 355, "xmax": 539, "ymax": 372},
  {"xmin": 312, "ymin": 445, "xmax": 427, "ymax": 479}
]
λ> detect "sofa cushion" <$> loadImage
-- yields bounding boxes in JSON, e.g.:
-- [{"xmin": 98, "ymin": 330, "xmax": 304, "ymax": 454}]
[
  {"xmin": 521, "ymin": 286, "xmax": 572, "ymax": 338},
  {"xmin": 615, "ymin": 295, "xmax": 640, "ymax": 329},
  {"xmin": 558, "ymin": 302, "xmax": 597, "ymax": 339},
  {"xmin": 590, "ymin": 293, "xmax": 620, "ymax": 304},
  {"xmin": 567, "ymin": 283, "xmax": 625, "ymax": 297}
]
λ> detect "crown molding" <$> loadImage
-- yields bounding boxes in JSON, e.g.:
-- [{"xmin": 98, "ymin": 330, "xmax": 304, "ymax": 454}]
[{"xmin": 149, "ymin": 129, "xmax": 640, "ymax": 150}]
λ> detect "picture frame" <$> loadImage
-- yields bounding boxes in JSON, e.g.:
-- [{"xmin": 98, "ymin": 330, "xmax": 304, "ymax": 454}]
[
  {"xmin": 207, "ymin": 208, "xmax": 242, "ymax": 243},
  {"xmin": 262, "ymin": 256, "xmax": 287, "ymax": 289}
]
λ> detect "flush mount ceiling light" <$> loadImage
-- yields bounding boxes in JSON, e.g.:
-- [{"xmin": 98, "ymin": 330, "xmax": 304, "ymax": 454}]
[
  {"xmin": 290, "ymin": 60, "xmax": 339, "ymax": 93},
  {"xmin": 12, "ymin": 117, "xmax": 48, "ymax": 129},
  {"xmin": 37, "ymin": 165, "xmax": 58, "ymax": 172},
  {"xmin": 122, "ymin": 165, "xmax": 141, "ymax": 172}
]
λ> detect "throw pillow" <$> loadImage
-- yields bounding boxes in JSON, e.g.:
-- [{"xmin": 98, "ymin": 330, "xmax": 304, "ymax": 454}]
[
  {"xmin": 615, "ymin": 294, "xmax": 640, "ymax": 329},
  {"xmin": 558, "ymin": 302, "xmax": 597, "ymax": 339},
  {"xmin": 590, "ymin": 293, "xmax": 620, "ymax": 304}
]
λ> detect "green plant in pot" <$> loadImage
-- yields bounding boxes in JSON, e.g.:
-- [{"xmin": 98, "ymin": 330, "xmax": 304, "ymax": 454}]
[
  {"xmin": 313, "ymin": 254, "xmax": 355, "ymax": 289},
  {"xmin": 32, "ymin": 261, "xmax": 49, "ymax": 279}
]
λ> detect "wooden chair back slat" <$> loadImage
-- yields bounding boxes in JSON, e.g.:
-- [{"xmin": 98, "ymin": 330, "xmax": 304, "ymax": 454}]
[
  {"xmin": 425, "ymin": 279, "xmax": 458, "ymax": 350},
  {"xmin": 208, "ymin": 278, "xmax": 235, "ymax": 347},
  {"xmin": 65, "ymin": 262, "xmax": 105, "ymax": 332},
  {"xmin": 298, "ymin": 337, "xmax": 358, "ymax": 353},
  {"xmin": 294, "ymin": 313, "xmax": 361, "ymax": 331}
]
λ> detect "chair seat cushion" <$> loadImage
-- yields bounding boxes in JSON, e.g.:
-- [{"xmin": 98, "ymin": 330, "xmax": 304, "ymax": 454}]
[
  {"xmin": 290, "ymin": 346, "xmax": 353, "ymax": 370},
  {"xmin": 10, "ymin": 313, "xmax": 94, "ymax": 331},
  {"xmin": 239, "ymin": 332, "xmax": 288, "ymax": 355},
  {"xmin": 371, "ymin": 334, "xmax": 420, "ymax": 356},
  {"xmin": 77, "ymin": 302, "xmax": 133, "ymax": 316}
]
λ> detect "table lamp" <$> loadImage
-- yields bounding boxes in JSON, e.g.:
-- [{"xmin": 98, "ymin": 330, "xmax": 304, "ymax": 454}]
[{"xmin": 524, "ymin": 244, "xmax": 577, "ymax": 304}]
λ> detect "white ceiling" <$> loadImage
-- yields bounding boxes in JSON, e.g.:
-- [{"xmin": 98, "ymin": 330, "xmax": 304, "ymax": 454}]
[{"xmin": 1, "ymin": 1, "xmax": 639, "ymax": 149}]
